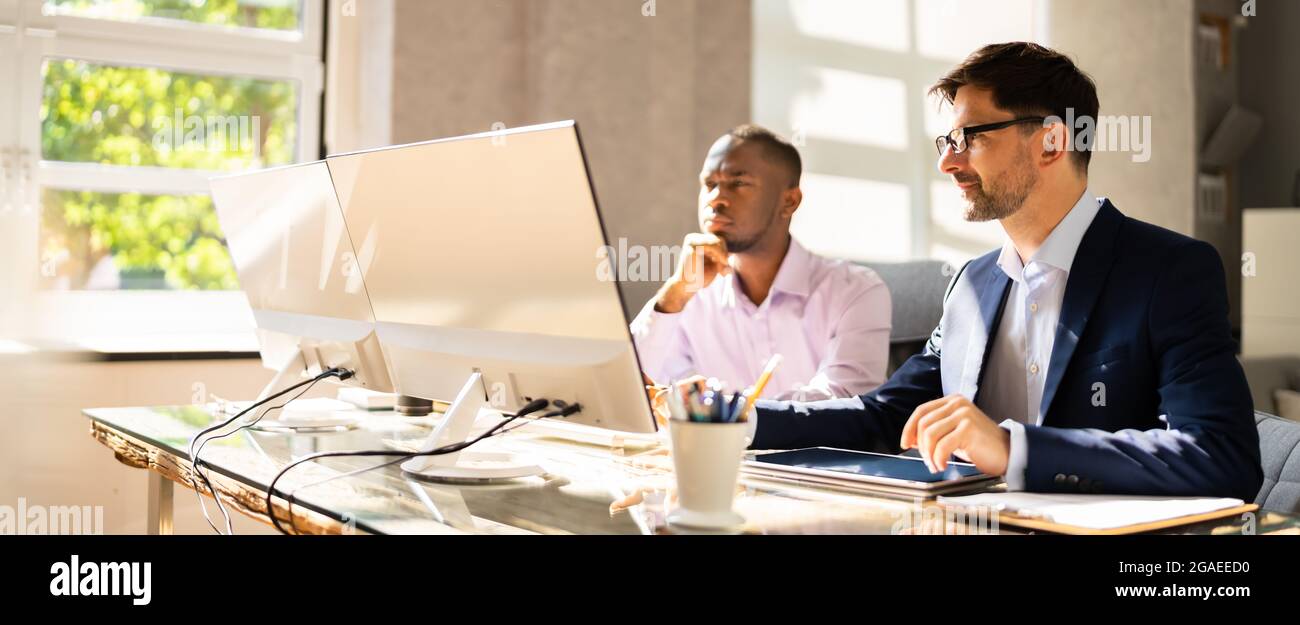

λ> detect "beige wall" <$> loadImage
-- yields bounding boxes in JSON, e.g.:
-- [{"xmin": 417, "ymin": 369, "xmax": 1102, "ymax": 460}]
[
  {"xmin": 326, "ymin": 0, "xmax": 396, "ymax": 154},
  {"xmin": 388, "ymin": 0, "xmax": 752, "ymax": 316},
  {"xmin": 1242, "ymin": 209, "xmax": 1300, "ymax": 357},
  {"xmin": 1046, "ymin": 0, "xmax": 1198, "ymax": 236}
]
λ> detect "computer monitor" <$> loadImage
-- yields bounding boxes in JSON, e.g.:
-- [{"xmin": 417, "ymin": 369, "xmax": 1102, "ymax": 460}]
[
  {"xmin": 209, "ymin": 162, "xmax": 394, "ymax": 430},
  {"xmin": 325, "ymin": 121, "xmax": 655, "ymax": 477}
]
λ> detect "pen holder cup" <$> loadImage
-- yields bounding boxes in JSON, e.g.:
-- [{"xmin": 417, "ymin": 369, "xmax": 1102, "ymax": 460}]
[{"xmin": 667, "ymin": 420, "xmax": 750, "ymax": 529}]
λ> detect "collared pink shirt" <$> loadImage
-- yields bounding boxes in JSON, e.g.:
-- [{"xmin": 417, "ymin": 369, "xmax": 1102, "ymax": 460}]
[{"xmin": 629, "ymin": 239, "xmax": 891, "ymax": 401}]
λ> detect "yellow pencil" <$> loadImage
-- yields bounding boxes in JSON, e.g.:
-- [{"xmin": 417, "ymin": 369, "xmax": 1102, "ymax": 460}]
[{"xmin": 743, "ymin": 354, "xmax": 783, "ymax": 414}]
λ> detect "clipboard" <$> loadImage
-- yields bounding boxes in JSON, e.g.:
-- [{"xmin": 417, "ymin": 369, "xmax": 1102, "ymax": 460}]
[{"xmin": 938, "ymin": 493, "xmax": 1259, "ymax": 535}]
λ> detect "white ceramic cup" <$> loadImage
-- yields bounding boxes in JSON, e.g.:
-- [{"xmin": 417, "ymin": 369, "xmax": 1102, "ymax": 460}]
[{"xmin": 667, "ymin": 420, "xmax": 750, "ymax": 529}]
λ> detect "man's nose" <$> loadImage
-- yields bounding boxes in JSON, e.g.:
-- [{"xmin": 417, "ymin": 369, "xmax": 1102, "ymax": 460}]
[
  {"xmin": 703, "ymin": 187, "xmax": 727, "ymax": 210},
  {"xmin": 937, "ymin": 144, "xmax": 964, "ymax": 175}
]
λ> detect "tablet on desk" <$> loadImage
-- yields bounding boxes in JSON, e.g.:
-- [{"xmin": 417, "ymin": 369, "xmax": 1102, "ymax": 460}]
[{"xmin": 743, "ymin": 447, "xmax": 997, "ymax": 492}]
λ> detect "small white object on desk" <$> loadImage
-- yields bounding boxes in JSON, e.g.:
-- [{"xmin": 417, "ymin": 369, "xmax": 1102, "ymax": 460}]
[
  {"xmin": 256, "ymin": 397, "xmax": 361, "ymax": 430},
  {"xmin": 337, "ymin": 387, "xmax": 398, "ymax": 411}
]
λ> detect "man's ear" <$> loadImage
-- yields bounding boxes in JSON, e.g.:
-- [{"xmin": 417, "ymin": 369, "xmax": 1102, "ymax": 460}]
[
  {"xmin": 1039, "ymin": 121, "xmax": 1070, "ymax": 168},
  {"xmin": 781, "ymin": 186, "xmax": 803, "ymax": 219}
]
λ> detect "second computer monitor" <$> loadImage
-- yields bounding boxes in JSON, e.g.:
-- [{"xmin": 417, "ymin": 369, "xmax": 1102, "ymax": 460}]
[
  {"xmin": 210, "ymin": 162, "xmax": 393, "ymax": 397},
  {"xmin": 327, "ymin": 121, "xmax": 655, "ymax": 433}
]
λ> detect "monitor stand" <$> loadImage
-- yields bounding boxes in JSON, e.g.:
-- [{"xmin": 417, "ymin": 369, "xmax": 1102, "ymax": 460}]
[
  {"xmin": 248, "ymin": 348, "xmax": 360, "ymax": 432},
  {"xmin": 401, "ymin": 372, "xmax": 546, "ymax": 482}
]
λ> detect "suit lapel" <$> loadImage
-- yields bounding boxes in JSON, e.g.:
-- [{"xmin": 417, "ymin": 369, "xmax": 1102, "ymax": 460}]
[{"xmin": 1038, "ymin": 200, "xmax": 1122, "ymax": 421}]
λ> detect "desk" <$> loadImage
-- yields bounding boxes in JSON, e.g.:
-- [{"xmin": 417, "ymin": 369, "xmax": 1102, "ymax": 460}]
[{"xmin": 85, "ymin": 405, "xmax": 1300, "ymax": 535}]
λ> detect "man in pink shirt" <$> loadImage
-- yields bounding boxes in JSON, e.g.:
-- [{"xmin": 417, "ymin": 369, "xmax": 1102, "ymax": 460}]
[{"xmin": 630, "ymin": 125, "xmax": 892, "ymax": 401}]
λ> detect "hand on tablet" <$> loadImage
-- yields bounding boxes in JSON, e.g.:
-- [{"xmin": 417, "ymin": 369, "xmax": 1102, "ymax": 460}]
[{"xmin": 900, "ymin": 394, "xmax": 1010, "ymax": 477}]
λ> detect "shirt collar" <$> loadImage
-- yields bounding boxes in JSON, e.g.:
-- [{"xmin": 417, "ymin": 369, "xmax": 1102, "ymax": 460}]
[
  {"xmin": 769, "ymin": 237, "xmax": 814, "ymax": 298},
  {"xmin": 727, "ymin": 237, "xmax": 814, "ymax": 307},
  {"xmin": 997, "ymin": 188, "xmax": 1100, "ymax": 282}
]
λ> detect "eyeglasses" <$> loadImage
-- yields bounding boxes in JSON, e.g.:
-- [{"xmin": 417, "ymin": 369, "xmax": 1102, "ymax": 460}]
[{"xmin": 934, "ymin": 117, "xmax": 1047, "ymax": 155}]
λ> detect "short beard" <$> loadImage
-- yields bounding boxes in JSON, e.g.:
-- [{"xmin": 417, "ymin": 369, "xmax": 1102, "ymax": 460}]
[
  {"xmin": 721, "ymin": 232, "xmax": 759, "ymax": 254},
  {"xmin": 961, "ymin": 147, "xmax": 1038, "ymax": 222},
  {"xmin": 717, "ymin": 204, "xmax": 780, "ymax": 254}
]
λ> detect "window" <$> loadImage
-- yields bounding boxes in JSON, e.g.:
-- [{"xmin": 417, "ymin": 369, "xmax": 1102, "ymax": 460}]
[
  {"xmin": 754, "ymin": 0, "xmax": 1040, "ymax": 267},
  {"xmin": 44, "ymin": 0, "xmax": 302, "ymax": 31},
  {"xmin": 0, "ymin": 0, "xmax": 323, "ymax": 351}
]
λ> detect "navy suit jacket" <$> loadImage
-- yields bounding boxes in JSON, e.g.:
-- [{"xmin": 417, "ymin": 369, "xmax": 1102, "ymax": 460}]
[{"xmin": 752, "ymin": 199, "xmax": 1263, "ymax": 500}]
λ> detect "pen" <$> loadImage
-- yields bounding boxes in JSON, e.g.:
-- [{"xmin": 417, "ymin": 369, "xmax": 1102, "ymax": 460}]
[
  {"xmin": 743, "ymin": 354, "xmax": 783, "ymax": 412},
  {"xmin": 681, "ymin": 384, "xmax": 696, "ymax": 420},
  {"xmin": 726, "ymin": 392, "xmax": 741, "ymax": 423},
  {"xmin": 706, "ymin": 379, "xmax": 726, "ymax": 422},
  {"xmin": 666, "ymin": 381, "xmax": 688, "ymax": 421}
]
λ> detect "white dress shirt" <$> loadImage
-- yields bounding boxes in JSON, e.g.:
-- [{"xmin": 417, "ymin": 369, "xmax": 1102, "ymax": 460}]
[{"xmin": 982, "ymin": 188, "xmax": 1101, "ymax": 489}]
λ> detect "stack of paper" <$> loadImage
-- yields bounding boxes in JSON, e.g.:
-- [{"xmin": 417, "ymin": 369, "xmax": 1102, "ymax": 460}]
[{"xmin": 937, "ymin": 492, "xmax": 1247, "ymax": 531}]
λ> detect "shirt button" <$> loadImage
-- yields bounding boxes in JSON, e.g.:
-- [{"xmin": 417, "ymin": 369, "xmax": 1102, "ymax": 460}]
[
  {"xmin": 1054, "ymin": 473, "xmax": 1067, "ymax": 486},
  {"xmin": 1029, "ymin": 363, "xmax": 1039, "ymax": 375},
  {"xmin": 1030, "ymin": 302, "xmax": 1039, "ymax": 313}
]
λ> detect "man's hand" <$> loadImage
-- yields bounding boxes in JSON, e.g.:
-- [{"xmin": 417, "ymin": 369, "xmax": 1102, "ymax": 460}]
[
  {"xmin": 644, "ymin": 373, "xmax": 708, "ymax": 427},
  {"xmin": 653, "ymin": 233, "xmax": 731, "ymax": 314},
  {"xmin": 644, "ymin": 372, "xmax": 671, "ymax": 427},
  {"xmin": 900, "ymin": 394, "xmax": 1010, "ymax": 476}
]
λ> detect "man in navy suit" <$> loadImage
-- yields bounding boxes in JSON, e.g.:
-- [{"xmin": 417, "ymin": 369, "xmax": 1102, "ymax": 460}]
[{"xmin": 744, "ymin": 42, "xmax": 1262, "ymax": 499}]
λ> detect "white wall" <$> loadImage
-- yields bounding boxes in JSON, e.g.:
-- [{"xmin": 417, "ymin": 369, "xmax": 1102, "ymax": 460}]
[
  {"xmin": 1242, "ymin": 209, "xmax": 1300, "ymax": 357},
  {"xmin": 0, "ymin": 356, "xmax": 304, "ymax": 534}
]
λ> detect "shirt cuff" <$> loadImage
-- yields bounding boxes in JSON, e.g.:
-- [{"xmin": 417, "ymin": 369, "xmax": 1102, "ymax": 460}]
[
  {"xmin": 998, "ymin": 419, "xmax": 1029, "ymax": 491},
  {"xmin": 777, "ymin": 384, "xmax": 834, "ymax": 402}
]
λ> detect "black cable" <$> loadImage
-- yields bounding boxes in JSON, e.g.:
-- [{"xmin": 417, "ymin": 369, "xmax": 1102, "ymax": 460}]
[
  {"xmin": 540, "ymin": 403, "xmax": 583, "ymax": 419},
  {"xmin": 192, "ymin": 372, "xmax": 338, "ymax": 535},
  {"xmin": 272, "ymin": 398, "xmax": 549, "ymax": 534},
  {"xmin": 280, "ymin": 400, "xmax": 580, "ymax": 526},
  {"xmin": 267, "ymin": 398, "xmax": 558, "ymax": 534},
  {"xmin": 187, "ymin": 367, "xmax": 352, "ymax": 535},
  {"xmin": 193, "ymin": 369, "xmax": 345, "ymax": 534},
  {"xmin": 192, "ymin": 374, "xmax": 327, "ymax": 535}
]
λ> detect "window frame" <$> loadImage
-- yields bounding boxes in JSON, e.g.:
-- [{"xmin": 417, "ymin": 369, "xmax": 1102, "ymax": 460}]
[
  {"xmin": 5, "ymin": 0, "xmax": 325, "ymax": 353},
  {"xmin": 0, "ymin": 29, "xmax": 32, "ymax": 342}
]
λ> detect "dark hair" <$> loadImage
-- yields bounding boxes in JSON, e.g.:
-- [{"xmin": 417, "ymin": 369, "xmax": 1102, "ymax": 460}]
[
  {"xmin": 728, "ymin": 124, "xmax": 802, "ymax": 188},
  {"xmin": 929, "ymin": 42, "xmax": 1099, "ymax": 171}
]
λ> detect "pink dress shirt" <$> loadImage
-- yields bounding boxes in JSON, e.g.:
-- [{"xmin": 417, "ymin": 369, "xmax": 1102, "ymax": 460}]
[{"xmin": 629, "ymin": 239, "xmax": 891, "ymax": 401}]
